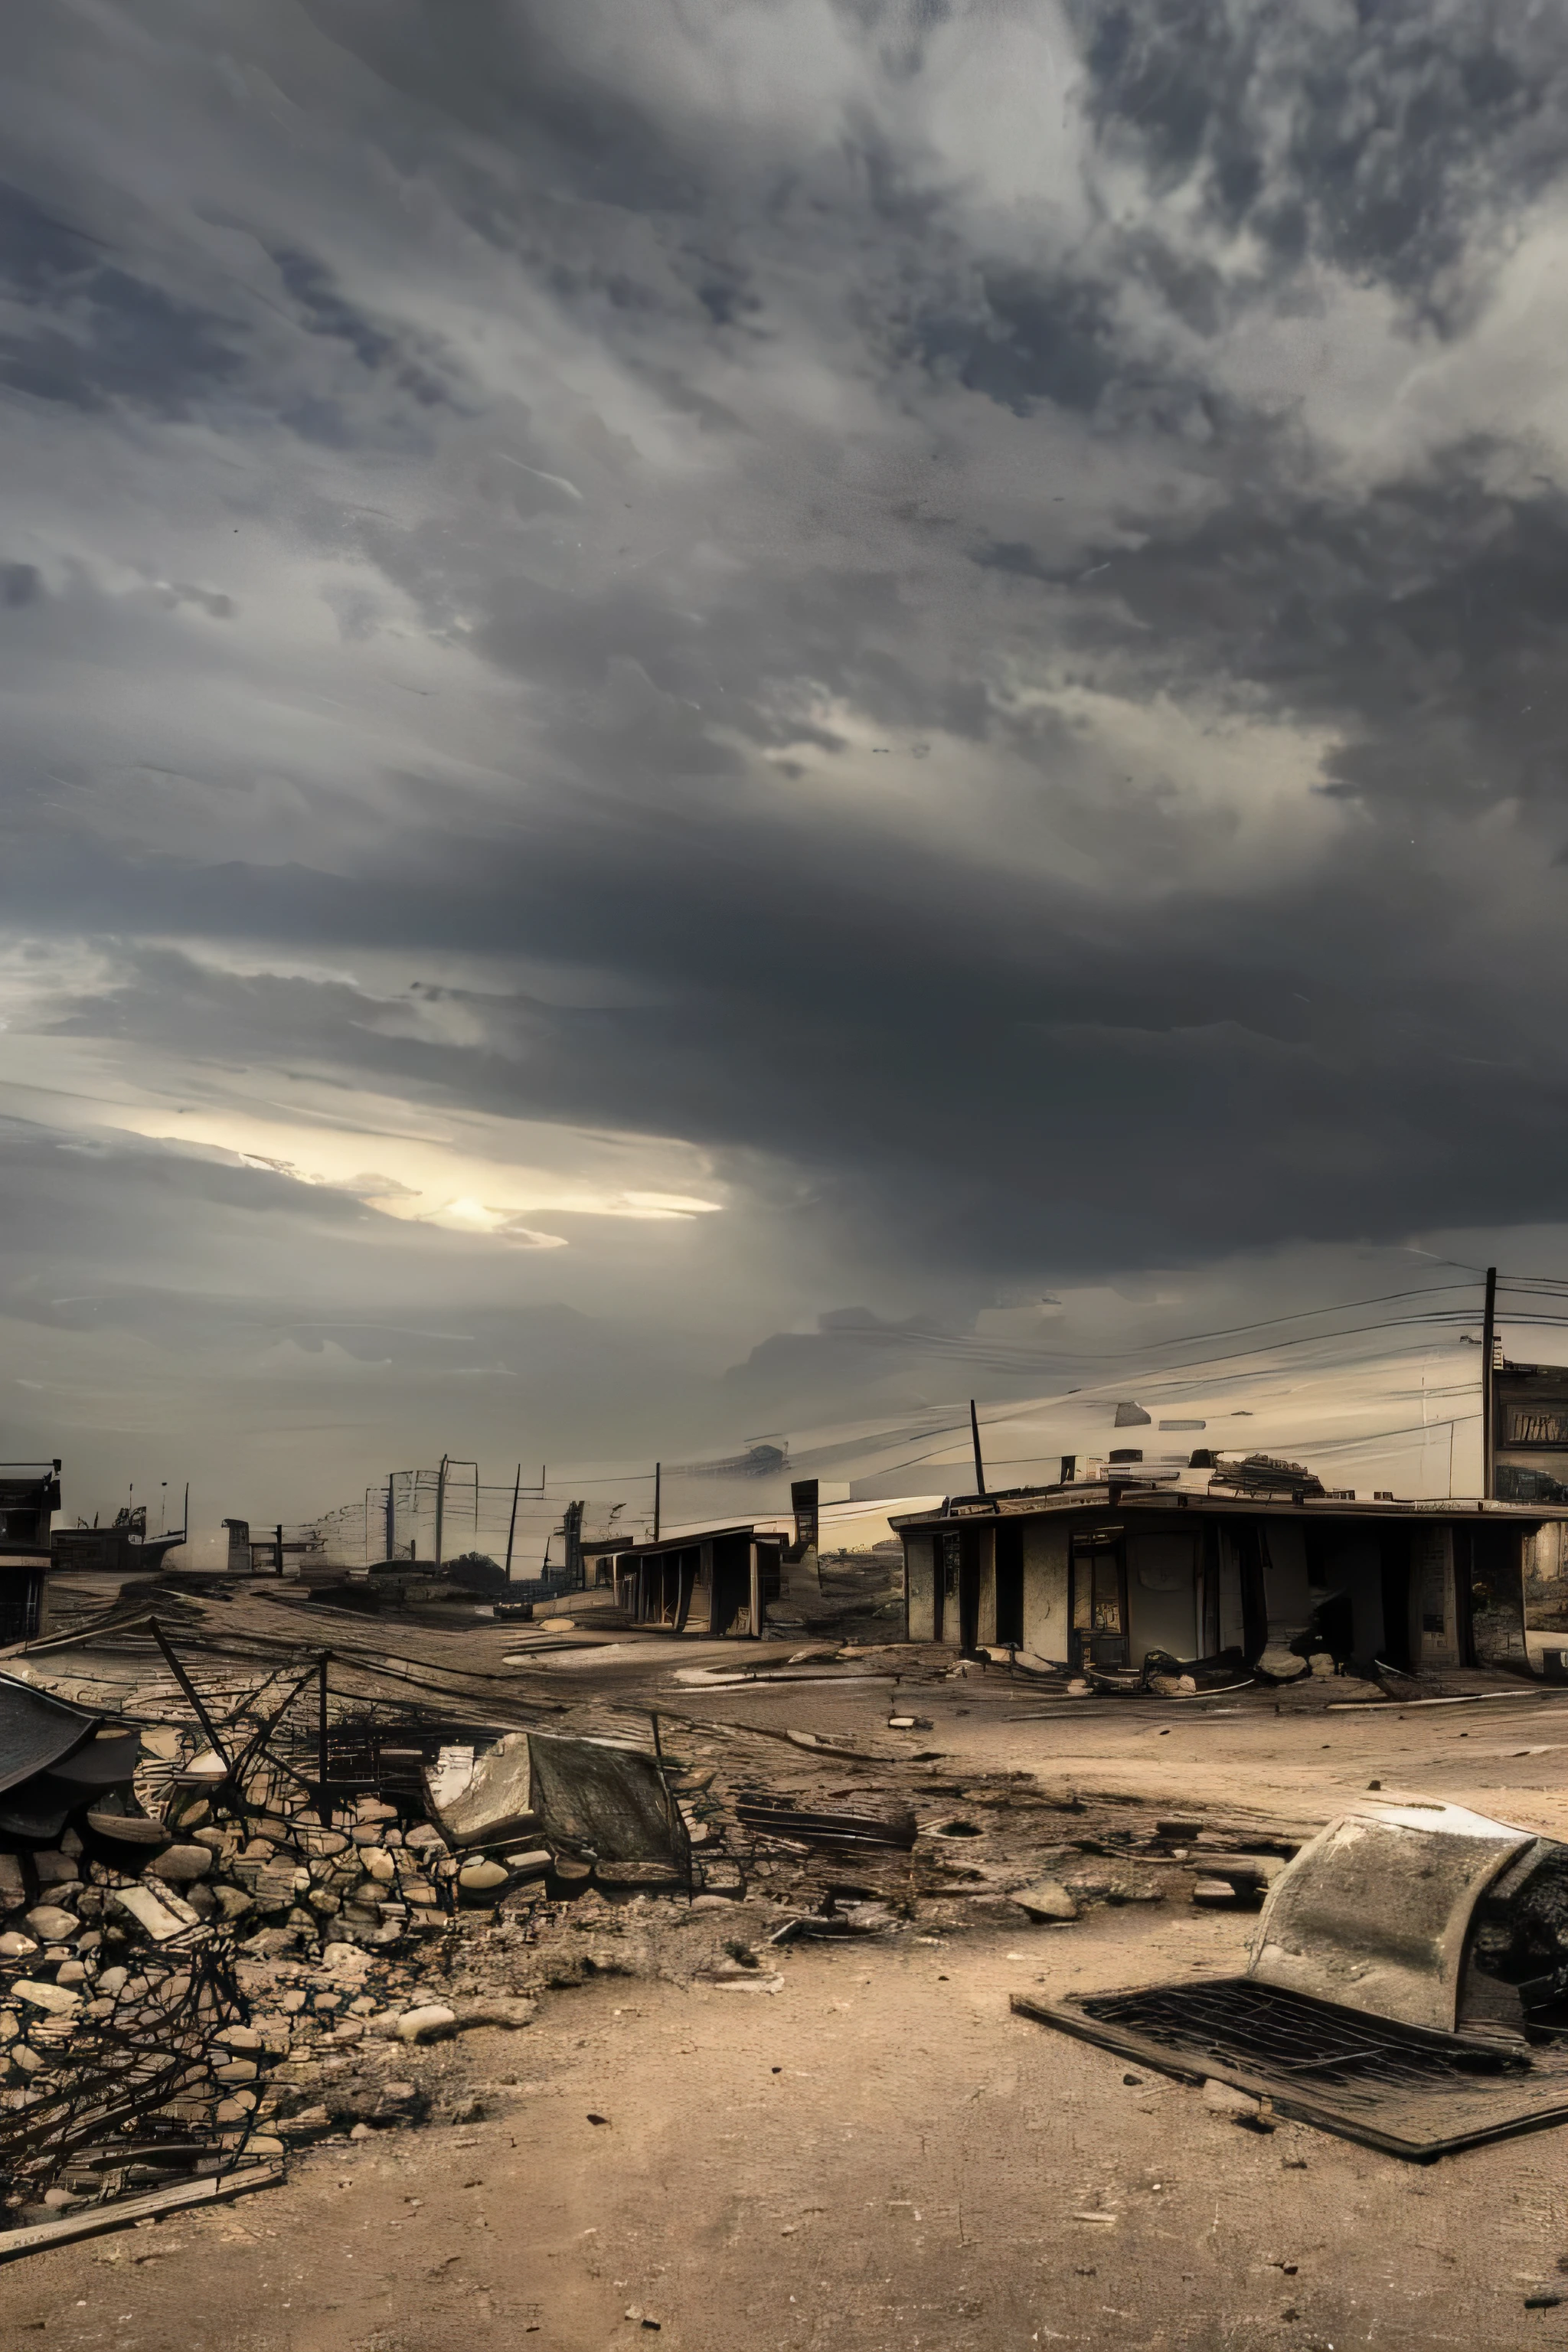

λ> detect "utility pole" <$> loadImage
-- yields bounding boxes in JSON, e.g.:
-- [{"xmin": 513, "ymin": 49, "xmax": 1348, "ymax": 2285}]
[
  {"xmin": 434, "ymin": 1454, "xmax": 449, "ymax": 1569},
  {"xmin": 1481, "ymin": 1266, "xmax": 1498, "ymax": 1501},
  {"xmin": 505, "ymin": 1462, "xmax": 522, "ymax": 1581},
  {"xmin": 969, "ymin": 1399, "xmax": 988, "ymax": 1498},
  {"xmin": 653, "ymin": 1461, "xmax": 661, "ymax": 1544}
]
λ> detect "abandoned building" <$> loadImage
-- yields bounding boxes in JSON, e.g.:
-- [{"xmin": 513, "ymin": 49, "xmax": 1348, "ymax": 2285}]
[
  {"xmin": 0, "ymin": 1461, "xmax": 59, "ymax": 1644},
  {"xmin": 51, "ymin": 1499, "xmax": 188, "ymax": 1581},
  {"xmin": 891, "ymin": 1454, "xmax": 1568, "ymax": 1678},
  {"xmin": 583, "ymin": 1523, "xmax": 786, "ymax": 1636}
]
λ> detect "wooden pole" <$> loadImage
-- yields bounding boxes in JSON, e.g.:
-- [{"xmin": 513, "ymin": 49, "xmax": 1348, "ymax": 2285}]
[
  {"xmin": 434, "ymin": 1454, "xmax": 448, "ymax": 1569},
  {"xmin": 653, "ymin": 1461, "xmax": 661, "ymax": 1544},
  {"xmin": 969, "ymin": 1400, "xmax": 988, "ymax": 1498},
  {"xmin": 317, "ymin": 1652, "xmax": 329, "ymax": 1798},
  {"xmin": 505, "ymin": 1462, "xmax": 521, "ymax": 1580},
  {"xmin": 149, "ymin": 1619, "xmax": 230, "ymax": 1773},
  {"xmin": 1481, "ymin": 1266, "xmax": 1498, "ymax": 1501}
]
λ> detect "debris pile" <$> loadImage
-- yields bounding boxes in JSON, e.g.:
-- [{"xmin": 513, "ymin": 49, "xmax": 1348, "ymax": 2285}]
[
  {"xmin": 1014, "ymin": 1799, "xmax": 1568, "ymax": 2160},
  {"xmin": 0, "ymin": 1613, "xmax": 704, "ymax": 2238}
]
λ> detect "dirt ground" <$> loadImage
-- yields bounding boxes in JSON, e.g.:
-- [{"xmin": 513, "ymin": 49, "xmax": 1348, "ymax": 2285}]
[{"xmin": 11, "ymin": 1635, "xmax": 1568, "ymax": 2350}]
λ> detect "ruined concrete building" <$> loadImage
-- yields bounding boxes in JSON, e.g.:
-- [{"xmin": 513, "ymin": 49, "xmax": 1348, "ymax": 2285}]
[{"xmin": 893, "ymin": 1452, "xmax": 1568, "ymax": 1680}]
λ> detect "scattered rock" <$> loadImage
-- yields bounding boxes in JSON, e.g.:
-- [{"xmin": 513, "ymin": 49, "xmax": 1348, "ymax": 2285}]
[
  {"xmin": 396, "ymin": 2004, "xmax": 459, "ymax": 2043},
  {"xmin": 457, "ymin": 1859, "xmax": 510, "ymax": 1896},
  {"xmin": 15, "ymin": 1979, "xmax": 81, "ymax": 2016},
  {"xmin": 319, "ymin": 1942, "xmax": 375, "ymax": 1980},
  {"xmin": 277, "ymin": 2105, "xmax": 331, "ymax": 2141},
  {"xmin": 112, "ymin": 1884, "xmax": 195, "ymax": 1940},
  {"xmin": 1202, "ymin": 2079, "xmax": 1261, "ymax": 2119},
  {"xmin": 23, "ymin": 1906, "xmax": 78, "ymax": 1943},
  {"xmin": 450, "ymin": 1996, "xmax": 537, "ymax": 2031},
  {"xmin": 150, "ymin": 1845, "xmax": 214, "ymax": 1885},
  {"xmin": 1013, "ymin": 1881, "xmax": 1080, "ymax": 1922}
]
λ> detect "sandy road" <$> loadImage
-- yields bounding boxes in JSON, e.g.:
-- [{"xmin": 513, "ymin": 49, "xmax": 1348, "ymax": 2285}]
[
  {"xmin": 7, "ymin": 1901, "xmax": 1566, "ymax": 2352},
  {"xmin": 9, "ymin": 1636, "xmax": 1568, "ymax": 2350}
]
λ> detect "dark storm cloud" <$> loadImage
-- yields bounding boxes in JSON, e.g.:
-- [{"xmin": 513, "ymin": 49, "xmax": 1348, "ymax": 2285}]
[
  {"xmin": 7, "ymin": 0, "xmax": 1568, "ymax": 1509},
  {"xmin": 0, "ymin": 179, "xmax": 243, "ymax": 416},
  {"xmin": 1070, "ymin": 0, "xmax": 1568, "ymax": 322},
  {"xmin": 982, "ymin": 442, "xmax": 1568, "ymax": 814}
]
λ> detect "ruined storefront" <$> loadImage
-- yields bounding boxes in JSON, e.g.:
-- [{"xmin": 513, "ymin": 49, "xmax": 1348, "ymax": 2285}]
[
  {"xmin": 893, "ymin": 1460, "xmax": 1568, "ymax": 1678},
  {"xmin": 586, "ymin": 1524, "xmax": 786, "ymax": 1638}
]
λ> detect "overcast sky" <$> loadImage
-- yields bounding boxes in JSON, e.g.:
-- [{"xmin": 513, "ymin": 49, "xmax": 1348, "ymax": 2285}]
[{"xmin": 4, "ymin": 1, "xmax": 1568, "ymax": 1531}]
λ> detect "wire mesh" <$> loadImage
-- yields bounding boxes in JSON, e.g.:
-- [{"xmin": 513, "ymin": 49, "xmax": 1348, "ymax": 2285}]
[
  {"xmin": 1, "ymin": 1926, "xmax": 256, "ymax": 2207},
  {"xmin": 1076, "ymin": 1979, "xmax": 1534, "ymax": 2109}
]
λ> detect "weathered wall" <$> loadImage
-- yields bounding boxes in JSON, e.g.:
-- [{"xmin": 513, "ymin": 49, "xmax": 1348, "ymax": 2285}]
[
  {"xmin": 976, "ymin": 1524, "xmax": 997, "ymax": 1648},
  {"xmin": 904, "ymin": 1532, "xmax": 936, "ymax": 1642},
  {"xmin": 1021, "ymin": 1517, "xmax": 1070, "ymax": 1662}
]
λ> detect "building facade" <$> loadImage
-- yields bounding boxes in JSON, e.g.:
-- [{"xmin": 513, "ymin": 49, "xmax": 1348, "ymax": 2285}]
[
  {"xmin": 892, "ymin": 1458, "xmax": 1568, "ymax": 1678},
  {"xmin": 0, "ymin": 1462, "xmax": 60, "ymax": 1645},
  {"xmin": 585, "ymin": 1524, "xmax": 785, "ymax": 1637}
]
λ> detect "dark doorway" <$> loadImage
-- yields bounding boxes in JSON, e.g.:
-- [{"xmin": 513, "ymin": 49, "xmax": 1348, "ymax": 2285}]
[
  {"xmin": 1070, "ymin": 1529, "xmax": 1128, "ymax": 1670},
  {"xmin": 1230, "ymin": 1522, "xmax": 1269, "ymax": 1664},
  {"xmin": 1199, "ymin": 1520, "xmax": 1221, "ymax": 1657},
  {"xmin": 957, "ymin": 1525, "xmax": 984, "ymax": 1653},
  {"xmin": 1462, "ymin": 1522, "xmax": 1527, "ymax": 1670},
  {"xmin": 995, "ymin": 1521, "xmax": 1024, "ymax": 1647},
  {"xmin": 1378, "ymin": 1528, "xmax": 1413, "ymax": 1672},
  {"xmin": 710, "ymin": 1536, "xmax": 751, "ymax": 1635}
]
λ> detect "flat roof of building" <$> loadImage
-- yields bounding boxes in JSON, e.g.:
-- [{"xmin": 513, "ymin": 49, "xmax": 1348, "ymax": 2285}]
[
  {"xmin": 580, "ymin": 1523, "xmax": 780, "ymax": 1561},
  {"xmin": 890, "ymin": 1481, "xmax": 1568, "ymax": 1529}
]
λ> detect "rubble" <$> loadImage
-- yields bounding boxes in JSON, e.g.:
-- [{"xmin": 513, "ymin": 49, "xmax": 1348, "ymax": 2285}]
[
  {"xmin": 0, "ymin": 1570, "xmax": 1351, "ymax": 2249},
  {"xmin": 1014, "ymin": 1880, "xmax": 1080, "ymax": 1922}
]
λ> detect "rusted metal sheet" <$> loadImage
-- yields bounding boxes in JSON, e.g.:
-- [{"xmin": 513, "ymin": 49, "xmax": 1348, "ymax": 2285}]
[{"xmin": 1250, "ymin": 1802, "xmax": 1532, "ymax": 2034}]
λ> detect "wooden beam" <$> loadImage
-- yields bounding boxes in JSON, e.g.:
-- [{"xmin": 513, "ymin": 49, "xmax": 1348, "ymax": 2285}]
[{"xmin": 0, "ymin": 2161, "xmax": 283, "ymax": 2262}]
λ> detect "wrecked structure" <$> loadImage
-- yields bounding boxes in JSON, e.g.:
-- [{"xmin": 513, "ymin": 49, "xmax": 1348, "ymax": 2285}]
[
  {"xmin": 1018, "ymin": 1796, "xmax": 1568, "ymax": 2159},
  {"xmin": 586, "ymin": 1524, "xmax": 787, "ymax": 1636},
  {"xmin": 0, "ymin": 1586, "xmax": 707, "ymax": 2249},
  {"xmin": 51, "ymin": 1503, "xmax": 188, "ymax": 1585},
  {"xmin": 893, "ymin": 1455, "xmax": 1568, "ymax": 1681},
  {"xmin": 0, "ymin": 1465, "xmax": 59, "ymax": 1647}
]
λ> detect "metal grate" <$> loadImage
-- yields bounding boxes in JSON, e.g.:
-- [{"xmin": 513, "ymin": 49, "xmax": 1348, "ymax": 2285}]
[
  {"xmin": 1076, "ymin": 1979, "xmax": 1530, "ymax": 2105},
  {"xmin": 1013, "ymin": 1975, "xmax": 1568, "ymax": 2159}
]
